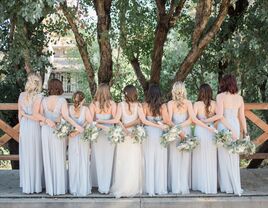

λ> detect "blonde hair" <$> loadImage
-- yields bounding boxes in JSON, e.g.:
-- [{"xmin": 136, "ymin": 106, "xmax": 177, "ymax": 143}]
[
  {"xmin": 24, "ymin": 72, "xmax": 42, "ymax": 101},
  {"xmin": 93, "ymin": 83, "xmax": 112, "ymax": 112},
  {"xmin": 172, "ymin": 81, "xmax": 187, "ymax": 108}
]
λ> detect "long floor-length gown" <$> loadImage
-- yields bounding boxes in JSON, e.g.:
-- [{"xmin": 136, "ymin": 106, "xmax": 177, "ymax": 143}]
[
  {"xmin": 192, "ymin": 114, "xmax": 217, "ymax": 194},
  {"xmin": 41, "ymin": 97, "xmax": 67, "ymax": 196},
  {"xmin": 218, "ymin": 109, "xmax": 243, "ymax": 195},
  {"xmin": 19, "ymin": 92, "xmax": 43, "ymax": 194},
  {"xmin": 168, "ymin": 113, "xmax": 191, "ymax": 194},
  {"xmin": 68, "ymin": 106, "xmax": 91, "ymax": 196},
  {"xmin": 143, "ymin": 116, "xmax": 167, "ymax": 196},
  {"xmin": 111, "ymin": 102, "xmax": 143, "ymax": 198},
  {"xmin": 92, "ymin": 114, "xmax": 115, "ymax": 194}
]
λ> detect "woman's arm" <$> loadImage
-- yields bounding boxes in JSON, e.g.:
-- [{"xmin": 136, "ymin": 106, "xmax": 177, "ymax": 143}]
[
  {"xmin": 85, "ymin": 107, "xmax": 93, "ymax": 124},
  {"xmin": 167, "ymin": 101, "xmax": 175, "ymax": 126},
  {"xmin": 187, "ymin": 100, "xmax": 215, "ymax": 132},
  {"xmin": 97, "ymin": 103, "xmax": 122, "ymax": 124},
  {"xmin": 124, "ymin": 118, "xmax": 141, "ymax": 128},
  {"xmin": 138, "ymin": 105, "xmax": 166, "ymax": 130},
  {"xmin": 61, "ymin": 99, "xmax": 84, "ymax": 133},
  {"xmin": 111, "ymin": 101, "xmax": 117, "ymax": 118},
  {"xmin": 161, "ymin": 104, "xmax": 172, "ymax": 126},
  {"xmin": 203, "ymin": 95, "xmax": 224, "ymax": 123},
  {"xmin": 239, "ymin": 97, "xmax": 247, "ymax": 136}
]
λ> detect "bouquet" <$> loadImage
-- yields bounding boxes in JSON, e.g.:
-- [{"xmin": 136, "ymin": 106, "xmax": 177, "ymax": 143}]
[
  {"xmin": 81, "ymin": 123, "xmax": 100, "ymax": 142},
  {"xmin": 108, "ymin": 125, "xmax": 125, "ymax": 144},
  {"xmin": 214, "ymin": 130, "xmax": 233, "ymax": 147},
  {"xmin": 131, "ymin": 125, "xmax": 147, "ymax": 144},
  {"xmin": 176, "ymin": 136, "xmax": 199, "ymax": 152},
  {"xmin": 54, "ymin": 119, "xmax": 74, "ymax": 139},
  {"xmin": 226, "ymin": 136, "xmax": 256, "ymax": 155},
  {"xmin": 160, "ymin": 125, "xmax": 182, "ymax": 147}
]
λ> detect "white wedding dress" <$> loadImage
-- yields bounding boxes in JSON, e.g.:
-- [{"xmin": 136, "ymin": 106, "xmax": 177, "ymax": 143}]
[
  {"xmin": 92, "ymin": 114, "xmax": 115, "ymax": 194},
  {"xmin": 111, "ymin": 102, "xmax": 143, "ymax": 198}
]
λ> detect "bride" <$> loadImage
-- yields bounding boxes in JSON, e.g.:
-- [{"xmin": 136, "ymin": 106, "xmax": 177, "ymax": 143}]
[{"xmin": 97, "ymin": 85, "xmax": 165, "ymax": 198}]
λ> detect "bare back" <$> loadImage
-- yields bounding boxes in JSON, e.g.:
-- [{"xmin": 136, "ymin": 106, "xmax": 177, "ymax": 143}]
[
  {"xmin": 219, "ymin": 93, "xmax": 243, "ymax": 110},
  {"xmin": 142, "ymin": 103, "xmax": 165, "ymax": 117},
  {"xmin": 194, "ymin": 101, "xmax": 216, "ymax": 118},
  {"xmin": 168, "ymin": 100, "xmax": 188, "ymax": 115},
  {"xmin": 90, "ymin": 101, "xmax": 116, "ymax": 116}
]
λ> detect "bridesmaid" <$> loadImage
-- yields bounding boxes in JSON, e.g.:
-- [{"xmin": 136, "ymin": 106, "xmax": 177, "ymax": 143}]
[
  {"xmin": 204, "ymin": 75, "xmax": 246, "ymax": 196},
  {"xmin": 192, "ymin": 84, "xmax": 217, "ymax": 194},
  {"xmin": 97, "ymin": 85, "xmax": 165, "ymax": 198},
  {"xmin": 167, "ymin": 81, "xmax": 215, "ymax": 194},
  {"xmin": 89, "ymin": 83, "xmax": 117, "ymax": 194},
  {"xmin": 68, "ymin": 91, "xmax": 92, "ymax": 196},
  {"xmin": 41, "ymin": 79, "xmax": 84, "ymax": 196},
  {"xmin": 18, "ymin": 73, "xmax": 47, "ymax": 194},
  {"xmin": 142, "ymin": 84, "xmax": 170, "ymax": 196}
]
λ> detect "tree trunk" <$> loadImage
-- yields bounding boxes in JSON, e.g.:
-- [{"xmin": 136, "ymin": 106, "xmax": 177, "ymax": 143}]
[
  {"xmin": 150, "ymin": 14, "xmax": 170, "ymax": 85},
  {"xmin": 93, "ymin": 0, "xmax": 113, "ymax": 85},
  {"xmin": 61, "ymin": 1, "xmax": 97, "ymax": 96},
  {"xmin": 130, "ymin": 57, "xmax": 148, "ymax": 92}
]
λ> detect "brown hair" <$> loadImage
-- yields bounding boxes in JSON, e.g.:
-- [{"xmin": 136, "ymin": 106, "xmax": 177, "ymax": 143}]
[
  {"xmin": 197, "ymin": 84, "xmax": 213, "ymax": 117},
  {"xmin": 93, "ymin": 83, "xmax": 112, "ymax": 113},
  {"xmin": 219, "ymin": 74, "xmax": 238, "ymax": 94},
  {"xmin": 48, "ymin": 79, "xmax": 64, "ymax": 95},
  {"xmin": 145, "ymin": 84, "xmax": 162, "ymax": 116},
  {"xmin": 123, "ymin": 85, "xmax": 138, "ymax": 113},
  {"xmin": 73, "ymin": 91, "xmax": 85, "ymax": 109}
]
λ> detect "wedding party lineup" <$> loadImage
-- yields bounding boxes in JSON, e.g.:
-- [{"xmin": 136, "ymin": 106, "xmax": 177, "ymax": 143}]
[{"xmin": 18, "ymin": 73, "xmax": 254, "ymax": 198}]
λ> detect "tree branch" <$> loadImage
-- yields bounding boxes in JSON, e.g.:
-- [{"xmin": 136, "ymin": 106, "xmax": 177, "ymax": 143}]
[
  {"xmin": 173, "ymin": 0, "xmax": 187, "ymax": 19},
  {"xmin": 174, "ymin": 0, "xmax": 231, "ymax": 82},
  {"xmin": 192, "ymin": 0, "xmax": 212, "ymax": 46},
  {"xmin": 130, "ymin": 56, "xmax": 148, "ymax": 92}
]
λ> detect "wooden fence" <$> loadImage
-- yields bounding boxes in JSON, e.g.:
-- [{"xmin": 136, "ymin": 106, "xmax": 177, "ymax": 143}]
[{"xmin": 0, "ymin": 103, "xmax": 268, "ymax": 161}]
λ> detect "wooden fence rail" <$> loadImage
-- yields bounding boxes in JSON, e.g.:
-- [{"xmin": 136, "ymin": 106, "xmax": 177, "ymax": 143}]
[{"xmin": 0, "ymin": 103, "xmax": 268, "ymax": 161}]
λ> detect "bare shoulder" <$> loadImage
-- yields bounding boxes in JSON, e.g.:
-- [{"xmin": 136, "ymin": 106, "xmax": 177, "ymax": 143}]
[
  {"xmin": 161, "ymin": 103, "xmax": 167, "ymax": 110},
  {"xmin": 194, "ymin": 101, "xmax": 202, "ymax": 106},
  {"xmin": 18, "ymin": 92, "xmax": 26, "ymax": 101},
  {"xmin": 167, "ymin": 100, "xmax": 174, "ymax": 107},
  {"xmin": 216, "ymin": 93, "xmax": 224, "ymax": 101},
  {"xmin": 110, "ymin": 100, "xmax": 117, "ymax": 108},
  {"xmin": 110, "ymin": 100, "xmax": 116, "ymax": 105},
  {"xmin": 185, "ymin": 99, "xmax": 193, "ymax": 106},
  {"xmin": 237, "ymin": 94, "xmax": 244, "ymax": 104},
  {"xmin": 142, "ymin": 102, "xmax": 148, "ymax": 108}
]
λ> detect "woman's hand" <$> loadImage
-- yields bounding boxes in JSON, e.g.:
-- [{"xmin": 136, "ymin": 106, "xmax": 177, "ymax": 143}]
[
  {"xmin": 69, "ymin": 131, "xmax": 79, "ymax": 139},
  {"xmin": 20, "ymin": 111, "xmax": 27, "ymax": 117},
  {"xmin": 76, "ymin": 125, "xmax": 84, "ymax": 133},
  {"xmin": 179, "ymin": 131, "xmax": 186, "ymax": 140},
  {"xmin": 159, "ymin": 124, "xmax": 169, "ymax": 131},
  {"xmin": 208, "ymin": 126, "xmax": 217, "ymax": 133},
  {"xmin": 46, "ymin": 119, "xmax": 56, "ymax": 128},
  {"xmin": 231, "ymin": 130, "xmax": 238, "ymax": 140}
]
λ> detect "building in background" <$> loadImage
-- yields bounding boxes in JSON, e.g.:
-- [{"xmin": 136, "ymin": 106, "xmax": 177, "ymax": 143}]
[{"xmin": 44, "ymin": 36, "xmax": 83, "ymax": 99}]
